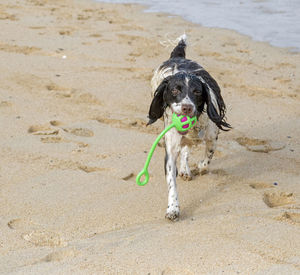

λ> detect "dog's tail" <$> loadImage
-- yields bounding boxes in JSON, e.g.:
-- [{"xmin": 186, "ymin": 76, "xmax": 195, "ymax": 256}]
[{"xmin": 170, "ymin": 34, "xmax": 187, "ymax": 59}]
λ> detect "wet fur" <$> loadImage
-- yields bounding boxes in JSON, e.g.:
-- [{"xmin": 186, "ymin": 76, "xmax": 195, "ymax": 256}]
[{"xmin": 148, "ymin": 35, "xmax": 230, "ymax": 221}]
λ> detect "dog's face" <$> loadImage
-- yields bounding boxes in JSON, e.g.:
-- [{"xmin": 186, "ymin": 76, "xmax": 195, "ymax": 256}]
[
  {"xmin": 163, "ymin": 72, "xmax": 205, "ymax": 118},
  {"xmin": 148, "ymin": 73, "xmax": 205, "ymax": 123},
  {"xmin": 148, "ymin": 71, "xmax": 230, "ymax": 131},
  {"xmin": 147, "ymin": 72, "xmax": 206, "ymax": 126}
]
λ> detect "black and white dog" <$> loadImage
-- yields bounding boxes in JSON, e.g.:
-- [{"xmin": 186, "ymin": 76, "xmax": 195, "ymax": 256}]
[{"xmin": 147, "ymin": 35, "xmax": 231, "ymax": 221}]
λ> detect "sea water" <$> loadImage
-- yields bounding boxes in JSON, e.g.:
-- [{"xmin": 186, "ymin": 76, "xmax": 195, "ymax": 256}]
[{"xmin": 98, "ymin": 0, "xmax": 300, "ymax": 52}]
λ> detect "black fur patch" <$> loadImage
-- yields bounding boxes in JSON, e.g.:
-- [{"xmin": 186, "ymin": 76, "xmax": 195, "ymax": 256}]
[
  {"xmin": 164, "ymin": 152, "xmax": 168, "ymax": 175},
  {"xmin": 170, "ymin": 40, "xmax": 186, "ymax": 59}
]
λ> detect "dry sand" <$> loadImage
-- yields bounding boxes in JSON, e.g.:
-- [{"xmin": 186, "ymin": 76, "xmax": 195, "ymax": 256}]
[{"xmin": 0, "ymin": 0, "xmax": 300, "ymax": 274}]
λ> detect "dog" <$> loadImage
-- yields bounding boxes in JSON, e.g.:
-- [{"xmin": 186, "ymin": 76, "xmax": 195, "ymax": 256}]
[{"xmin": 147, "ymin": 34, "xmax": 231, "ymax": 221}]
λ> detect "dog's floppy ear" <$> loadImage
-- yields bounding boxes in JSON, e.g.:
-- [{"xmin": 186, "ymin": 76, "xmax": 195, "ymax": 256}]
[
  {"xmin": 147, "ymin": 78, "xmax": 169, "ymax": 125},
  {"xmin": 201, "ymin": 79, "xmax": 231, "ymax": 131}
]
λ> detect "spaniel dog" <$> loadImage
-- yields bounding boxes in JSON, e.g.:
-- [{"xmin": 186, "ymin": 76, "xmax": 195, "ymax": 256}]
[{"xmin": 147, "ymin": 34, "xmax": 231, "ymax": 221}]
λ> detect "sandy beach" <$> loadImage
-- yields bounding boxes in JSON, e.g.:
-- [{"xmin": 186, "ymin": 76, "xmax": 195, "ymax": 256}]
[{"xmin": 0, "ymin": 0, "xmax": 300, "ymax": 273}]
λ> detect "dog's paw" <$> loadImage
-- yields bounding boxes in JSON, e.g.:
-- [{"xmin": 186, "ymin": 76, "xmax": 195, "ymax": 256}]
[
  {"xmin": 179, "ymin": 171, "xmax": 192, "ymax": 181},
  {"xmin": 198, "ymin": 160, "xmax": 209, "ymax": 175},
  {"xmin": 165, "ymin": 206, "xmax": 180, "ymax": 221}
]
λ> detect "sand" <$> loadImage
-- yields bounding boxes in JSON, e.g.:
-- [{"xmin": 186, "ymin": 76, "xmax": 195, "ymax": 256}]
[{"xmin": 0, "ymin": 0, "xmax": 300, "ymax": 274}]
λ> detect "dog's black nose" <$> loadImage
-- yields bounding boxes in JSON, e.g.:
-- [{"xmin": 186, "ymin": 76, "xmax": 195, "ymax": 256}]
[{"xmin": 181, "ymin": 104, "xmax": 194, "ymax": 116}]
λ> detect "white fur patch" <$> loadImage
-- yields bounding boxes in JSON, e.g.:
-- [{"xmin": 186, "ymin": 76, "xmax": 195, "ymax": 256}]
[
  {"xmin": 151, "ymin": 65, "xmax": 179, "ymax": 95},
  {"xmin": 208, "ymin": 87, "xmax": 219, "ymax": 113},
  {"xmin": 170, "ymin": 96, "xmax": 196, "ymax": 116},
  {"xmin": 197, "ymin": 76, "xmax": 220, "ymax": 113},
  {"xmin": 159, "ymin": 33, "xmax": 187, "ymax": 48},
  {"xmin": 176, "ymin": 33, "xmax": 187, "ymax": 44}
]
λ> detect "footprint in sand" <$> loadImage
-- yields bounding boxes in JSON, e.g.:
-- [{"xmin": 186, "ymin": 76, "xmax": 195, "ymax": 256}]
[
  {"xmin": 29, "ymin": 26, "xmax": 46, "ymax": 30},
  {"xmin": 95, "ymin": 116, "xmax": 161, "ymax": 135},
  {"xmin": 41, "ymin": 136, "xmax": 90, "ymax": 148},
  {"xmin": 27, "ymin": 123, "xmax": 66, "ymax": 143},
  {"xmin": 0, "ymin": 10, "xmax": 18, "ymax": 21},
  {"xmin": 7, "ymin": 218, "xmax": 34, "ymax": 230},
  {"xmin": 78, "ymin": 165, "xmax": 107, "ymax": 173},
  {"xmin": 249, "ymin": 182, "xmax": 274, "ymax": 189},
  {"xmin": 58, "ymin": 30, "xmax": 73, "ymax": 36},
  {"xmin": 54, "ymin": 89, "xmax": 102, "ymax": 105},
  {"xmin": 28, "ymin": 121, "xmax": 92, "ymax": 147},
  {"xmin": 63, "ymin": 127, "xmax": 94, "ymax": 137},
  {"xmin": 235, "ymin": 136, "xmax": 285, "ymax": 153},
  {"xmin": 273, "ymin": 76, "xmax": 292, "ymax": 84},
  {"xmin": 50, "ymin": 120, "xmax": 63, "ymax": 127},
  {"xmin": 89, "ymin": 33, "xmax": 102, "ymax": 38},
  {"xmin": 40, "ymin": 136, "xmax": 64, "ymax": 143},
  {"xmin": 7, "ymin": 219, "xmax": 22, "ymax": 230},
  {"xmin": 0, "ymin": 42, "xmax": 41, "ymax": 55},
  {"xmin": 117, "ymin": 34, "xmax": 161, "ymax": 58},
  {"xmin": 14, "ymin": 74, "xmax": 102, "ymax": 105},
  {"xmin": 263, "ymin": 191, "xmax": 295, "ymax": 208},
  {"xmin": 77, "ymin": 14, "xmax": 91, "ymax": 21},
  {"xmin": 211, "ymin": 169, "xmax": 228, "ymax": 176},
  {"xmin": 22, "ymin": 230, "xmax": 67, "ymax": 247},
  {"xmin": 282, "ymin": 212, "xmax": 300, "ymax": 224},
  {"xmin": 40, "ymin": 248, "xmax": 79, "ymax": 262},
  {"xmin": 75, "ymin": 92, "xmax": 102, "ymax": 105},
  {"xmin": 8, "ymin": 219, "xmax": 67, "ymax": 247},
  {"xmin": 49, "ymin": 159, "xmax": 106, "ymax": 173},
  {"xmin": 0, "ymin": 101, "xmax": 12, "ymax": 108},
  {"xmin": 191, "ymin": 167, "xmax": 227, "ymax": 177},
  {"xmin": 28, "ymin": 124, "xmax": 59, "ymax": 136},
  {"xmin": 29, "ymin": 0, "xmax": 46, "ymax": 6},
  {"xmin": 46, "ymin": 83, "xmax": 69, "ymax": 92}
]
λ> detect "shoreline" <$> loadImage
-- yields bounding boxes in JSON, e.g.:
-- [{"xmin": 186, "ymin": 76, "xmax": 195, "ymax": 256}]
[
  {"xmin": 97, "ymin": 0, "xmax": 300, "ymax": 53},
  {"xmin": 0, "ymin": 0, "xmax": 299, "ymax": 273},
  {"xmin": 99, "ymin": 0, "xmax": 300, "ymax": 57}
]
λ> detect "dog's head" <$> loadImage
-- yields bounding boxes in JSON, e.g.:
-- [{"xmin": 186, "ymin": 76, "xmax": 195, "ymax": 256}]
[{"xmin": 147, "ymin": 72, "xmax": 231, "ymax": 131}]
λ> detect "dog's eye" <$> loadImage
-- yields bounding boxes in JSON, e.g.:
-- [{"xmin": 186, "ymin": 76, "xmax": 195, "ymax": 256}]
[
  {"xmin": 172, "ymin": 89, "xmax": 181, "ymax": 96},
  {"xmin": 193, "ymin": 90, "xmax": 202, "ymax": 96}
]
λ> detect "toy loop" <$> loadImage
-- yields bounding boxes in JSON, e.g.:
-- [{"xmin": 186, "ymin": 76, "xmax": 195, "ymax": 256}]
[{"xmin": 136, "ymin": 168, "xmax": 149, "ymax": 186}]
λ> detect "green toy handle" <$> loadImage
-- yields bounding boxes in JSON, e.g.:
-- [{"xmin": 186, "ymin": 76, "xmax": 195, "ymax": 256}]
[
  {"xmin": 136, "ymin": 168, "xmax": 149, "ymax": 186},
  {"xmin": 136, "ymin": 114, "xmax": 197, "ymax": 186},
  {"xmin": 136, "ymin": 124, "xmax": 173, "ymax": 186}
]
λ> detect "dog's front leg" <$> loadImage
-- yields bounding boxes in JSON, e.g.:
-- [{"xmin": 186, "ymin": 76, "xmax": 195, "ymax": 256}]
[
  {"xmin": 198, "ymin": 120, "xmax": 219, "ymax": 174},
  {"xmin": 179, "ymin": 145, "xmax": 192, "ymax": 181},
  {"xmin": 164, "ymin": 128, "xmax": 182, "ymax": 221}
]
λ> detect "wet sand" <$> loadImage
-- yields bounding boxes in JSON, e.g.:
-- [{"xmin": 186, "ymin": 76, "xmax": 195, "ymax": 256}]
[{"xmin": 0, "ymin": 0, "xmax": 300, "ymax": 274}]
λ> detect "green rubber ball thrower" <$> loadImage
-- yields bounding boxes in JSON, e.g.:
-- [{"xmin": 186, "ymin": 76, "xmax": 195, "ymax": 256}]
[{"xmin": 136, "ymin": 113, "xmax": 197, "ymax": 186}]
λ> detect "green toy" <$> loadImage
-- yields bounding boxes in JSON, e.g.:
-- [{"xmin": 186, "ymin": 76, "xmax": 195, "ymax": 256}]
[{"xmin": 136, "ymin": 113, "xmax": 197, "ymax": 186}]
